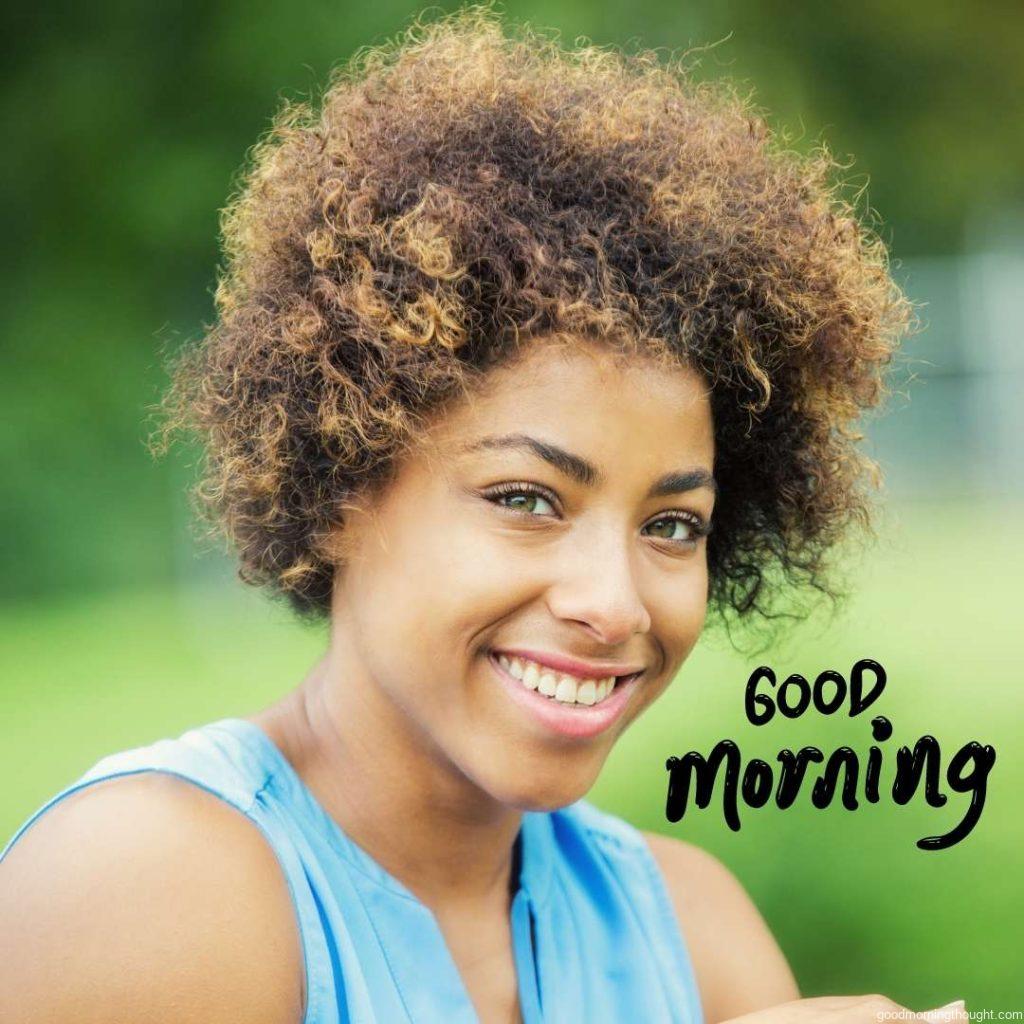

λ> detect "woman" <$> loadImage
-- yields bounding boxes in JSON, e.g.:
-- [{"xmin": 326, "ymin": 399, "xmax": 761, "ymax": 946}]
[{"xmin": 0, "ymin": 8, "xmax": 965, "ymax": 1023}]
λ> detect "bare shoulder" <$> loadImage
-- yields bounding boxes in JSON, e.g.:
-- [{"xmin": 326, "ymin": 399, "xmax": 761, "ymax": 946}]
[
  {"xmin": 0, "ymin": 771, "xmax": 304, "ymax": 1024},
  {"xmin": 643, "ymin": 831, "xmax": 800, "ymax": 1023}
]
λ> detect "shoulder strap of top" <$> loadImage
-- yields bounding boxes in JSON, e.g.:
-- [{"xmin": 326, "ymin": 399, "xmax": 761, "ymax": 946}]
[
  {"xmin": 564, "ymin": 799, "xmax": 706, "ymax": 1024},
  {"xmin": 3, "ymin": 720, "xmax": 262, "ymax": 859},
  {"xmin": 1, "ymin": 719, "xmax": 335, "ymax": 1024}
]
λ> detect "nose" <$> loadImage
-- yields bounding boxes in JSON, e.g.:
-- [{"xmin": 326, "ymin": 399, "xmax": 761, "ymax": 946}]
[{"xmin": 544, "ymin": 531, "xmax": 652, "ymax": 646}]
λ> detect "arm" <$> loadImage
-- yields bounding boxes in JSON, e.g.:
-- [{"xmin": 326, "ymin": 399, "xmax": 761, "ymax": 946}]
[
  {"xmin": 0, "ymin": 772, "xmax": 304, "ymax": 1024},
  {"xmin": 643, "ymin": 832, "xmax": 800, "ymax": 1023}
]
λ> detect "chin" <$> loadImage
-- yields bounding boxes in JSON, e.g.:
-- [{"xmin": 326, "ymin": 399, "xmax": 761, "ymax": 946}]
[{"xmin": 483, "ymin": 764, "xmax": 600, "ymax": 813}]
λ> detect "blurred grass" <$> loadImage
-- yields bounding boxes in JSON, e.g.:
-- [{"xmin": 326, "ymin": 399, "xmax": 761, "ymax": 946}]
[{"xmin": 2, "ymin": 497, "xmax": 1020, "ymax": 1008}]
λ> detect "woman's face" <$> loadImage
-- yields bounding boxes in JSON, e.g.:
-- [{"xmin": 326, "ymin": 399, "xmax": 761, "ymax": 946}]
[{"xmin": 330, "ymin": 337, "xmax": 716, "ymax": 810}]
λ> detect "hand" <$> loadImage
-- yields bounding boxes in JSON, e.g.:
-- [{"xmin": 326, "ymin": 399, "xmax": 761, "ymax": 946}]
[{"xmin": 721, "ymin": 995, "xmax": 968, "ymax": 1024}]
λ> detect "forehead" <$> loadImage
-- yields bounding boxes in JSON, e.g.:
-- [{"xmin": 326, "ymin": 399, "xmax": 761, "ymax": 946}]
[
  {"xmin": 477, "ymin": 336, "xmax": 698, "ymax": 398},
  {"xmin": 425, "ymin": 337, "xmax": 714, "ymax": 464}
]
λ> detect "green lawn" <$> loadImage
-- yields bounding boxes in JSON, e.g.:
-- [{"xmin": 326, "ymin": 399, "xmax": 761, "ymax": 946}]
[{"xmin": 2, "ymin": 497, "xmax": 1020, "ymax": 1010}]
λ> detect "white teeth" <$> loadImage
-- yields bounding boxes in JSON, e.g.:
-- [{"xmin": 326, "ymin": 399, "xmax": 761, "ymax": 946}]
[
  {"xmin": 521, "ymin": 662, "xmax": 540, "ymax": 690},
  {"xmin": 496, "ymin": 653, "xmax": 628, "ymax": 706},
  {"xmin": 554, "ymin": 677, "xmax": 578, "ymax": 703},
  {"xmin": 538, "ymin": 672, "xmax": 558, "ymax": 697}
]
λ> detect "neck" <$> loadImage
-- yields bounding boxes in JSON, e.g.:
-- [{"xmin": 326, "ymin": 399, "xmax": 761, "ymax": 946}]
[{"xmin": 260, "ymin": 640, "xmax": 523, "ymax": 910}]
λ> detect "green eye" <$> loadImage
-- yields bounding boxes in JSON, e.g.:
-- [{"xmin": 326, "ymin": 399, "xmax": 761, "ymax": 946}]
[
  {"xmin": 482, "ymin": 481, "xmax": 711, "ymax": 548},
  {"xmin": 484, "ymin": 482, "xmax": 558, "ymax": 516},
  {"xmin": 643, "ymin": 512, "xmax": 710, "ymax": 547},
  {"xmin": 645, "ymin": 515, "xmax": 695, "ymax": 542},
  {"xmin": 502, "ymin": 492, "xmax": 555, "ymax": 515}
]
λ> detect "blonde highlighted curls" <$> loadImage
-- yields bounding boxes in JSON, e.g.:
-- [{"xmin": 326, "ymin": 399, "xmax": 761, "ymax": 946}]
[{"xmin": 155, "ymin": 4, "xmax": 912, "ymax": 633}]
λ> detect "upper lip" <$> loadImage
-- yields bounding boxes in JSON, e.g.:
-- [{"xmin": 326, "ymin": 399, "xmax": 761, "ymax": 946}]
[{"xmin": 491, "ymin": 647, "xmax": 645, "ymax": 679}]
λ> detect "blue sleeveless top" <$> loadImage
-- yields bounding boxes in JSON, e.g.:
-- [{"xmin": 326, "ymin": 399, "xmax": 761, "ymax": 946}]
[{"xmin": 2, "ymin": 717, "xmax": 705, "ymax": 1024}]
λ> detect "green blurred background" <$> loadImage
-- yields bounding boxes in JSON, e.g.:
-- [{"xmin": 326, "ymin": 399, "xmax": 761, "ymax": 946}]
[{"xmin": 3, "ymin": 0, "xmax": 1021, "ymax": 1012}]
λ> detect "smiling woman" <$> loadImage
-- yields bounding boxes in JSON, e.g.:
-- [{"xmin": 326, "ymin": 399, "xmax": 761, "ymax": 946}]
[
  {"xmin": 303, "ymin": 341, "xmax": 719, "ymax": 819},
  {"xmin": 0, "ymin": 5, "xmax": 932, "ymax": 1024}
]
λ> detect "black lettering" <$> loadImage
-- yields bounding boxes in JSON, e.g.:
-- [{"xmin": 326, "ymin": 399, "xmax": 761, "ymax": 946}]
[
  {"xmin": 778, "ymin": 673, "xmax": 811, "ymax": 719},
  {"xmin": 775, "ymin": 747, "xmax": 825, "ymax": 809},
  {"xmin": 666, "ymin": 741, "xmax": 743, "ymax": 831},
  {"xmin": 893, "ymin": 735, "xmax": 947, "ymax": 808},
  {"xmin": 813, "ymin": 670, "xmax": 847, "ymax": 715},
  {"xmin": 811, "ymin": 747, "xmax": 860, "ymax": 810},
  {"xmin": 917, "ymin": 742, "xmax": 997, "ymax": 851},
  {"xmin": 864, "ymin": 716, "xmax": 893, "ymax": 803},
  {"xmin": 741, "ymin": 759, "xmax": 773, "ymax": 808},
  {"xmin": 745, "ymin": 666, "xmax": 777, "ymax": 726},
  {"xmin": 849, "ymin": 658, "xmax": 886, "ymax": 717}
]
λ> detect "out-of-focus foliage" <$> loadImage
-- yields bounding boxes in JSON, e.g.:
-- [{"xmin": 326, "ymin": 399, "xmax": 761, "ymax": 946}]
[{"xmin": 2, "ymin": 0, "xmax": 1021, "ymax": 603}]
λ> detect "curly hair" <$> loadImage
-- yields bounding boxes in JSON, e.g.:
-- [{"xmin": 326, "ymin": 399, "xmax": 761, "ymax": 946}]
[{"xmin": 155, "ymin": 4, "xmax": 912, "ymax": 638}]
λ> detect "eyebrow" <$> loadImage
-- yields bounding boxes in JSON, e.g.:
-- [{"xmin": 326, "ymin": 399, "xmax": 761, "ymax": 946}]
[{"xmin": 459, "ymin": 433, "xmax": 718, "ymax": 499}]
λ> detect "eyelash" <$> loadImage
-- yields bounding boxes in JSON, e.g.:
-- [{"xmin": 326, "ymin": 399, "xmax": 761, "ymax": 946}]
[{"xmin": 481, "ymin": 481, "xmax": 712, "ymax": 547}]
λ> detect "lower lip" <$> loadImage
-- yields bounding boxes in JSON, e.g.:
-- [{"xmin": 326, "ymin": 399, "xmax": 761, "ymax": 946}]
[{"xmin": 487, "ymin": 651, "xmax": 642, "ymax": 740}]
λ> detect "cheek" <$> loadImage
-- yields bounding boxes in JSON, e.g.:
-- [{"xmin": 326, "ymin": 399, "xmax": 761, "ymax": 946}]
[
  {"xmin": 391, "ymin": 512, "xmax": 542, "ymax": 620},
  {"xmin": 635, "ymin": 580, "xmax": 708, "ymax": 716},
  {"xmin": 351, "ymin": 526, "xmax": 516, "ymax": 669},
  {"xmin": 650, "ymin": 562, "xmax": 709, "ymax": 658}
]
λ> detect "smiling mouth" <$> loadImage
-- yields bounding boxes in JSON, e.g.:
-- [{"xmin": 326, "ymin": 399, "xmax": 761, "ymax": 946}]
[{"xmin": 489, "ymin": 650, "xmax": 641, "ymax": 707}]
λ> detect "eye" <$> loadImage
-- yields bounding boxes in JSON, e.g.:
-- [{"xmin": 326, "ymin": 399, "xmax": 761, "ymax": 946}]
[
  {"xmin": 482, "ymin": 482, "xmax": 711, "ymax": 548},
  {"xmin": 482, "ymin": 481, "xmax": 559, "ymax": 517},
  {"xmin": 642, "ymin": 511, "xmax": 711, "ymax": 549}
]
